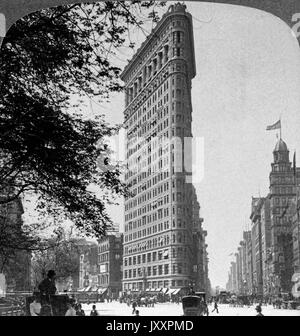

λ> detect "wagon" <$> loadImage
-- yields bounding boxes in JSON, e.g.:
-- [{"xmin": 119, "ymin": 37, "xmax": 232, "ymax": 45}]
[{"xmin": 182, "ymin": 295, "xmax": 206, "ymax": 316}]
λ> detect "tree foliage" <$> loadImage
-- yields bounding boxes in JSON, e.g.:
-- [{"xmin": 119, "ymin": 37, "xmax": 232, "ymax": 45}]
[
  {"xmin": 31, "ymin": 228, "xmax": 85, "ymax": 286},
  {"xmin": 0, "ymin": 1, "xmax": 166, "ymax": 238}
]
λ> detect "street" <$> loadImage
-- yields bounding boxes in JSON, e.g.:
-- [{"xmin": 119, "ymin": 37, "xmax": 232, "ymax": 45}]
[{"xmin": 81, "ymin": 302, "xmax": 300, "ymax": 317}]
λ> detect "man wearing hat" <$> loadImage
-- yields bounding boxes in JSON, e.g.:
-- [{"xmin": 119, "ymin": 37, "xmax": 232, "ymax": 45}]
[
  {"xmin": 38, "ymin": 270, "xmax": 57, "ymax": 295},
  {"xmin": 255, "ymin": 305, "xmax": 264, "ymax": 316}
]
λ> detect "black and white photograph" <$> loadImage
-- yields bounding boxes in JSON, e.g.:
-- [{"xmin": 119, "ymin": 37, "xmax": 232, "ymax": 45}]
[{"xmin": 0, "ymin": 0, "xmax": 300, "ymax": 319}]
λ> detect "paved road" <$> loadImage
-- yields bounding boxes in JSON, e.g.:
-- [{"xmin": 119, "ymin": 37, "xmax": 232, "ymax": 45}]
[{"xmin": 81, "ymin": 302, "xmax": 300, "ymax": 316}]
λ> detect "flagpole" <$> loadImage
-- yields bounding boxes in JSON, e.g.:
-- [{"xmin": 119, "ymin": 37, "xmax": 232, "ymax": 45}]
[{"xmin": 280, "ymin": 116, "xmax": 282, "ymax": 140}]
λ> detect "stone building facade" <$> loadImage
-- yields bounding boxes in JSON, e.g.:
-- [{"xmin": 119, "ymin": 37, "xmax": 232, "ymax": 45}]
[
  {"xmin": 98, "ymin": 233, "xmax": 123, "ymax": 299},
  {"xmin": 0, "ymin": 195, "xmax": 31, "ymax": 292},
  {"xmin": 121, "ymin": 3, "xmax": 206, "ymax": 292},
  {"xmin": 227, "ymin": 138, "xmax": 300, "ymax": 297},
  {"xmin": 191, "ymin": 186, "xmax": 209, "ymax": 294},
  {"xmin": 250, "ymin": 197, "xmax": 264, "ymax": 296},
  {"xmin": 269, "ymin": 139, "xmax": 296, "ymax": 293}
]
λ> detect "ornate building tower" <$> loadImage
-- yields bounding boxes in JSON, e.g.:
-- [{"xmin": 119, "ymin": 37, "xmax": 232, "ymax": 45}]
[
  {"xmin": 121, "ymin": 3, "xmax": 200, "ymax": 293},
  {"xmin": 269, "ymin": 139, "xmax": 295, "ymax": 293}
]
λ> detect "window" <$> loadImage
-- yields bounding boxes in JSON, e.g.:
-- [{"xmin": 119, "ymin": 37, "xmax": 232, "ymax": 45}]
[
  {"xmin": 158, "ymin": 250, "xmax": 163, "ymax": 261},
  {"xmin": 153, "ymin": 252, "xmax": 157, "ymax": 261}
]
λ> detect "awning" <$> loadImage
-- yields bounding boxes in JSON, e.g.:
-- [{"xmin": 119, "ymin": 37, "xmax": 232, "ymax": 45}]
[
  {"xmin": 169, "ymin": 288, "xmax": 180, "ymax": 295},
  {"xmin": 91, "ymin": 287, "xmax": 98, "ymax": 292},
  {"xmin": 84, "ymin": 286, "xmax": 91, "ymax": 292},
  {"xmin": 162, "ymin": 288, "xmax": 169, "ymax": 294},
  {"xmin": 167, "ymin": 288, "xmax": 175, "ymax": 295},
  {"xmin": 77, "ymin": 288, "xmax": 85, "ymax": 292},
  {"xmin": 146, "ymin": 288, "xmax": 151, "ymax": 292}
]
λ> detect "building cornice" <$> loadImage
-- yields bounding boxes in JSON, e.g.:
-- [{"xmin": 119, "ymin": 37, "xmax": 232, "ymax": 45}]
[{"xmin": 121, "ymin": 4, "xmax": 195, "ymax": 83}]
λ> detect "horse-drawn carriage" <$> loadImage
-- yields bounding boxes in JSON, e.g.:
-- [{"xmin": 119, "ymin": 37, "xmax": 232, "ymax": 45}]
[{"xmin": 182, "ymin": 293, "xmax": 208, "ymax": 316}]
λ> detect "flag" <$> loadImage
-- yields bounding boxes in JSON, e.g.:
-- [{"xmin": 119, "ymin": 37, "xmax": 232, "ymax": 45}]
[{"xmin": 266, "ymin": 120, "xmax": 281, "ymax": 131}]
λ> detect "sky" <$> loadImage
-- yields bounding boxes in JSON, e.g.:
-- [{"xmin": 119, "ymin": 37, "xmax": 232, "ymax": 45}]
[{"xmin": 24, "ymin": 2, "xmax": 300, "ymax": 289}]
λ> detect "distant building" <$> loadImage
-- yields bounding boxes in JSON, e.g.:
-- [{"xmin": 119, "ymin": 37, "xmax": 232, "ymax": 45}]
[
  {"xmin": 0, "ymin": 194, "xmax": 31, "ymax": 292},
  {"xmin": 226, "ymin": 138, "xmax": 300, "ymax": 297},
  {"xmin": 240, "ymin": 238, "xmax": 247, "ymax": 295},
  {"xmin": 292, "ymin": 168, "xmax": 300, "ymax": 274},
  {"xmin": 260, "ymin": 195, "xmax": 272, "ymax": 297},
  {"xmin": 98, "ymin": 233, "xmax": 123, "ymax": 299},
  {"xmin": 250, "ymin": 197, "xmax": 264, "ymax": 297},
  {"xmin": 269, "ymin": 139, "xmax": 296, "ymax": 294},
  {"xmin": 231, "ymin": 261, "xmax": 237, "ymax": 293},
  {"xmin": 235, "ymin": 252, "xmax": 241, "ymax": 294},
  {"xmin": 191, "ymin": 186, "xmax": 209, "ymax": 294},
  {"xmin": 244, "ymin": 231, "xmax": 253, "ymax": 295},
  {"xmin": 78, "ymin": 241, "xmax": 98, "ymax": 291},
  {"xmin": 226, "ymin": 269, "xmax": 232, "ymax": 293}
]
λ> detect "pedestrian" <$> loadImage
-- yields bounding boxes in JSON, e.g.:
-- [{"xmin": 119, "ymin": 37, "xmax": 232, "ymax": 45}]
[
  {"xmin": 135, "ymin": 310, "xmax": 140, "ymax": 316},
  {"xmin": 29, "ymin": 295, "xmax": 42, "ymax": 316},
  {"xmin": 203, "ymin": 301, "xmax": 209, "ymax": 316},
  {"xmin": 38, "ymin": 270, "xmax": 57, "ymax": 296},
  {"xmin": 211, "ymin": 300, "xmax": 219, "ymax": 314},
  {"xmin": 76, "ymin": 303, "xmax": 85, "ymax": 316},
  {"xmin": 65, "ymin": 302, "xmax": 77, "ymax": 316},
  {"xmin": 90, "ymin": 304, "xmax": 99, "ymax": 316},
  {"xmin": 255, "ymin": 305, "xmax": 264, "ymax": 316},
  {"xmin": 132, "ymin": 300, "xmax": 137, "ymax": 314}
]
